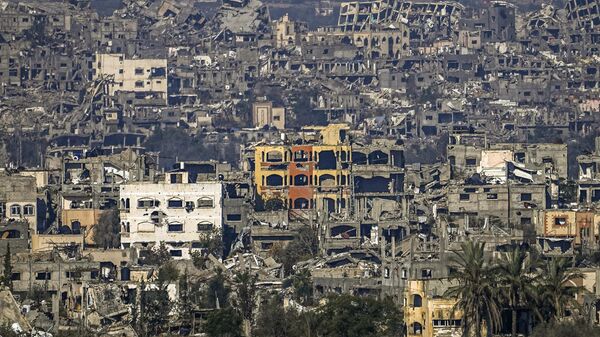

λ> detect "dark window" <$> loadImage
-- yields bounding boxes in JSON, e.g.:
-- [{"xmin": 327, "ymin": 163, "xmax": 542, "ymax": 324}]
[
  {"xmin": 413, "ymin": 322, "xmax": 423, "ymax": 335},
  {"xmin": 554, "ymin": 217, "xmax": 567, "ymax": 226},
  {"xmin": 521, "ymin": 193, "xmax": 532, "ymax": 201},
  {"xmin": 137, "ymin": 199, "xmax": 158, "ymax": 208},
  {"xmin": 23, "ymin": 204, "xmax": 34, "ymax": 215},
  {"xmin": 168, "ymin": 198, "xmax": 183, "ymax": 208},
  {"xmin": 459, "ymin": 194, "xmax": 470, "ymax": 201},
  {"xmin": 170, "ymin": 250, "xmax": 182, "ymax": 257},
  {"xmin": 413, "ymin": 294, "xmax": 422, "ymax": 307},
  {"xmin": 170, "ymin": 173, "xmax": 183, "ymax": 183},
  {"xmin": 197, "ymin": 222, "xmax": 213, "ymax": 231},
  {"xmin": 168, "ymin": 223, "xmax": 184, "ymax": 232},
  {"xmin": 227, "ymin": 214, "xmax": 242, "ymax": 222},
  {"xmin": 135, "ymin": 68, "xmax": 144, "ymax": 75},
  {"xmin": 10, "ymin": 205, "xmax": 21, "ymax": 216},
  {"xmin": 11, "ymin": 273, "xmax": 20, "ymax": 281},
  {"xmin": 197, "ymin": 198, "xmax": 214, "ymax": 208},
  {"xmin": 36, "ymin": 272, "xmax": 51, "ymax": 280},
  {"xmin": 65, "ymin": 271, "xmax": 82, "ymax": 278},
  {"xmin": 487, "ymin": 193, "xmax": 498, "ymax": 200},
  {"xmin": 465, "ymin": 158, "xmax": 477, "ymax": 166}
]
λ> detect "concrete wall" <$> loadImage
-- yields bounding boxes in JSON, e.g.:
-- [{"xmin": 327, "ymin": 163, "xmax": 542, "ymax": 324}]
[
  {"xmin": 120, "ymin": 180, "xmax": 223, "ymax": 259},
  {"xmin": 94, "ymin": 53, "xmax": 168, "ymax": 102}
]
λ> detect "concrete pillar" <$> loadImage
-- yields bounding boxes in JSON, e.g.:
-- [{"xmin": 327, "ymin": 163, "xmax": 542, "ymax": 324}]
[
  {"xmin": 52, "ymin": 293, "xmax": 60, "ymax": 332},
  {"xmin": 391, "ymin": 234, "xmax": 396, "ymax": 260}
]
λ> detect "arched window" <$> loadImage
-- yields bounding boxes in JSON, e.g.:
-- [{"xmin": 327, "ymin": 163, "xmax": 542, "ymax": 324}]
[
  {"xmin": 10, "ymin": 205, "xmax": 21, "ymax": 216},
  {"xmin": 266, "ymin": 174, "xmax": 283, "ymax": 186},
  {"xmin": 138, "ymin": 222, "xmax": 155, "ymax": 233},
  {"xmin": 413, "ymin": 322, "xmax": 423, "ymax": 335},
  {"xmin": 167, "ymin": 197, "xmax": 183, "ymax": 208},
  {"xmin": 318, "ymin": 174, "xmax": 336, "ymax": 187},
  {"xmin": 138, "ymin": 198, "xmax": 159, "ymax": 208},
  {"xmin": 294, "ymin": 174, "xmax": 309, "ymax": 186},
  {"xmin": 293, "ymin": 198, "xmax": 310, "ymax": 209},
  {"xmin": 197, "ymin": 221, "xmax": 213, "ymax": 231},
  {"xmin": 23, "ymin": 204, "xmax": 35, "ymax": 216},
  {"xmin": 197, "ymin": 197, "xmax": 214, "ymax": 208},
  {"xmin": 167, "ymin": 222, "xmax": 184, "ymax": 232},
  {"xmin": 413, "ymin": 294, "xmax": 422, "ymax": 307},
  {"xmin": 71, "ymin": 221, "xmax": 81, "ymax": 234},
  {"xmin": 368, "ymin": 150, "xmax": 389, "ymax": 164}
]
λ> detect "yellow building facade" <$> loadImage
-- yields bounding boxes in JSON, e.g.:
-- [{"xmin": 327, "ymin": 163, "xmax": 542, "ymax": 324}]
[
  {"xmin": 534, "ymin": 209, "xmax": 600, "ymax": 246},
  {"xmin": 254, "ymin": 124, "xmax": 351, "ymax": 212},
  {"xmin": 404, "ymin": 279, "xmax": 463, "ymax": 337}
]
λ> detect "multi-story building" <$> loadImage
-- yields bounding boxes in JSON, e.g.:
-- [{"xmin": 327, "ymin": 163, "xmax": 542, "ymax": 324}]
[
  {"xmin": 534, "ymin": 209, "xmax": 600, "ymax": 255},
  {"xmin": 59, "ymin": 149, "xmax": 156, "ymax": 245},
  {"xmin": 404, "ymin": 279, "xmax": 463, "ymax": 337},
  {"xmin": 253, "ymin": 124, "xmax": 352, "ymax": 213},
  {"xmin": 93, "ymin": 53, "xmax": 168, "ymax": 104},
  {"xmin": 252, "ymin": 99, "xmax": 286, "ymax": 130},
  {"xmin": 577, "ymin": 137, "xmax": 600, "ymax": 204},
  {"xmin": 0, "ymin": 175, "xmax": 40, "ymax": 232},
  {"xmin": 119, "ymin": 171, "xmax": 223, "ymax": 259},
  {"xmin": 272, "ymin": 14, "xmax": 306, "ymax": 48}
]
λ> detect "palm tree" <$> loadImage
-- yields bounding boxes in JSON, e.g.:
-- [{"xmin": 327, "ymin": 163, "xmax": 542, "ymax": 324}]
[
  {"xmin": 445, "ymin": 241, "xmax": 502, "ymax": 337},
  {"xmin": 536, "ymin": 257, "xmax": 583, "ymax": 321},
  {"xmin": 496, "ymin": 247, "xmax": 538, "ymax": 337}
]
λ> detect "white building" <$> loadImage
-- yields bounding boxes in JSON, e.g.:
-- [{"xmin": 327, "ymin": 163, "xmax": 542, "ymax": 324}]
[
  {"xmin": 119, "ymin": 171, "xmax": 222, "ymax": 259},
  {"xmin": 93, "ymin": 53, "xmax": 168, "ymax": 103}
]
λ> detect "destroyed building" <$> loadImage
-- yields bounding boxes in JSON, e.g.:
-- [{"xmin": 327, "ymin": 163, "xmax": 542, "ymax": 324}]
[{"xmin": 2, "ymin": 0, "xmax": 600, "ymax": 335}]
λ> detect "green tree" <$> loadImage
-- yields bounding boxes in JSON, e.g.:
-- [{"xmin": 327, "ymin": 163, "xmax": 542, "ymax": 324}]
[
  {"xmin": 445, "ymin": 241, "xmax": 502, "ymax": 337},
  {"xmin": 94, "ymin": 208, "xmax": 120, "ymax": 249},
  {"xmin": 157, "ymin": 261, "xmax": 179, "ymax": 286},
  {"xmin": 233, "ymin": 270, "xmax": 258, "ymax": 336},
  {"xmin": 204, "ymin": 307, "xmax": 243, "ymax": 337},
  {"xmin": 253, "ymin": 294, "xmax": 294, "ymax": 337},
  {"xmin": 178, "ymin": 269, "xmax": 193, "ymax": 322},
  {"xmin": 291, "ymin": 268, "xmax": 313, "ymax": 306},
  {"xmin": 191, "ymin": 233, "xmax": 225, "ymax": 269},
  {"xmin": 140, "ymin": 282, "xmax": 171, "ymax": 336},
  {"xmin": 531, "ymin": 319, "xmax": 600, "ymax": 337},
  {"xmin": 536, "ymin": 258, "xmax": 584, "ymax": 321},
  {"xmin": 233, "ymin": 271, "xmax": 258, "ymax": 321},
  {"xmin": 2, "ymin": 243, "xmax": 13, "ymax": 290},
  {"xmin": 141, "ymin": 242, "xmax": 171, "ymax": 266},
  {"xmin": 496, "ymin": 247, "xmax": 538, "ymax": 337},
  {"xmin": 316, "ymin": 294, "xmax": 402, "ymax": 337},
  {"xmin": 276, "ymin": 226, "xmax": 319, "ymax": 275},
  {"xmin": 205, "ymin": 269, "xmax": 230, "ymax": 309}
]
